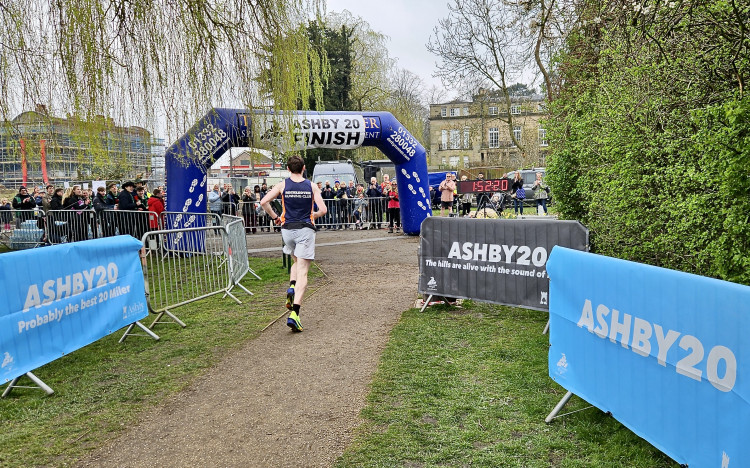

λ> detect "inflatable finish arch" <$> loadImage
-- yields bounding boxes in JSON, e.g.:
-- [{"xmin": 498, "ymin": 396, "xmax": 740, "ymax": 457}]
[{"xmin": 164, "ymin": 109, "xmax": 432, "ymax": 234}]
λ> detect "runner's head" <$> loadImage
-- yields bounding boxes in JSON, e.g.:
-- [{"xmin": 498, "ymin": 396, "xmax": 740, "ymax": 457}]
[{"xmin": 286, "ymin": 155, "xmax": 304, "ymax": 174}]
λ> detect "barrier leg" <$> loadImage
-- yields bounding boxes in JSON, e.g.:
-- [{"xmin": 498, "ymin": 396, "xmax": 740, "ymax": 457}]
[
  {"xmin": 149, "ymin": 309, "xmax": 187, "ymax": 329},
  {"xmin": 545, "ymin": 391, "xmax": 573, "ymax": 423},
  {"xmin": 119, "ymin": 321, "xmax": 161, "ymax": 342},
  {"xmin": 543, "ymin": 319, "xmax": 550, "ymax": 335},
  {"xmin": 2, "ymin": 372, "xmax": 54, "ymax": 397},
  {"xmin": 419, "ymin": 294, "xmax": 434, "ymax": 313}
]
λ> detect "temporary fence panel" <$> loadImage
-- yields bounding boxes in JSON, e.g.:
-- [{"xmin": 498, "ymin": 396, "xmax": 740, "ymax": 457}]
[
  {"xmin": 140, "ymin": 225, "xmax": 240, "ymax": 330},
  {"xmin": 223, "ymin": 215, "xmax": 259, "ymax": 296},
  {"xmin": 45, "ymin": 209, "xmax": 100, "ymax": 244},
  {"xmin": 0, "ymin": 236, "xmax": 148, "ymax": 395},
  {"xmin": 160, "ymin": 211, "xmax": 220, "ymax": 230},
  {"xmin": 546, "ymin": 246, "xmax": 750, "ymax": 467},
  {"xmin": 97, "ymin": 210, "xmax": 151, "ymax": 241},
  {"xmin": 418, "ymin": 217, "xmax": 589, "ymax": 311},
  {"xmin": 316, "ymin": 197, "xmax": 389, "ymax": 230}
]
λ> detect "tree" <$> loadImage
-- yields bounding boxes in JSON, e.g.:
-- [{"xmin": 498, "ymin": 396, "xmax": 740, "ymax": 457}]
[
  {"xmin": 545, "ymin": 0, "xmax": 750, "ymax": 284},
  {"xmin": 0, "ymin": 0, "xmax": 327, "ymax": 142}
]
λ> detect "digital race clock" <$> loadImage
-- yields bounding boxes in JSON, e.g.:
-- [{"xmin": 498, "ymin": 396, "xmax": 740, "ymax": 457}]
[{"xmin": 457, "ymin": 179, "xmax": 509, "ymax": 193}]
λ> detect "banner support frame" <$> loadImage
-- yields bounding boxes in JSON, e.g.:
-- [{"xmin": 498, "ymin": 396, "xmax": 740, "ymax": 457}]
[
  {"xmin": 119, "ymin": 320, "xmax": 161, "ymax": 343},
  {"xmin": 544, "ymin": 391, "xmax": 574, "ymax": 423},
  {"xmin": 2, "ymin": 372, "xmax": 54, "ymax": 398}
]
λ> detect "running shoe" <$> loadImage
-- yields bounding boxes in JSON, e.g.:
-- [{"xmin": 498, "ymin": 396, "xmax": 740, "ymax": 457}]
[
  {"xmin": 287, "ymin": 311, "xmax": 303, "ymax": 332},
  {"xmin": 286, "ymin": 286, "xmax": 295, "ymax": 310}
]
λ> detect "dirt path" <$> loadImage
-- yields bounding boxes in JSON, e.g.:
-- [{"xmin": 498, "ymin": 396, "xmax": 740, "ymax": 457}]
[{"xmin": 78, "ymin": 230, "xmax": 420, "ymax": 467}]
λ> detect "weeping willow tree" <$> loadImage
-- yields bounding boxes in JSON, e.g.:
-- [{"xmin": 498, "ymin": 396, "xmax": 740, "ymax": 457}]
[{"xmin": 0, "ymin": 0, "xmax": 327, "ymax": 157}]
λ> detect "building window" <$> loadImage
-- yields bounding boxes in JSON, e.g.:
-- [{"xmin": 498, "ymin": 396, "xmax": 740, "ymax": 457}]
[
  {"xmin": 441, "ymin": 130, "xmax": 448, "ymax": 149},
  {"xmin": 441, "ymin": 157, "xmax": 446, "ymax": 165},
  {"xmin": 449, "ymin": 156, "xmax": 459, "ymax": 167},
  {"xmin": 450, "ymin": 129, "xmax": 460, "ymax": 149},
  {"xmin": 463, "ymin": 156, "xmax": 469, "ymax": 166},
  {"xmin": 539, "ymin": 127, "xmax": 548, "ymax": 147},
  {"xmin": 481, "ymin": 152, "xmax": 485, "ymax": 162},
  {"xmin": 488, "ymin": 127, "xmax": 499, "ymax": 148},
  {"xmin": 489, "ymin": 106, "xmax": 498, "ymax": 116},
  {"xmin": 537, "ymin": 102, "xmax": 546, "ymax": 112},
  {"xmin": 450, "ymin": 108, "xmax": 457, "ymax": 117},
  {"xmin": 463, "ymin": 127, "xmax": 470, "ymax": 149},
  {"xmin": 513, "ymin": 126, "xmax": 522, "ymax": 145},
  {"xmin": 463, "ymin": 107, "xmax": 469, "ymax": 115},
  {"xmin": 441, "ymin": 107, "xmax": 447, "ymax": 117},
  {"xmin": 511, "ymin": 104, "xmax": 521, "ymax": 115}
]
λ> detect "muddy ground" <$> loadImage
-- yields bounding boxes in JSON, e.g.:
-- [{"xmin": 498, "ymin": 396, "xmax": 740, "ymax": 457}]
[{"xmin": 78, "ymin": 228, "xmax": 421, "ymax": 467}]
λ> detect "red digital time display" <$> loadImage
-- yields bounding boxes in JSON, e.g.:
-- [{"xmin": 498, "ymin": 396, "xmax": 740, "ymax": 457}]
[{"xmin": 458, "ymin": 179, "xmax": 509, "ymax": 193}]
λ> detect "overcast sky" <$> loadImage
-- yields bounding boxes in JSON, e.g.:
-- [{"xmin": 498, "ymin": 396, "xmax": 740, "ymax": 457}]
[{"xmin": 325, "ymin": 0, "xmax": 451, "ymax": 94}]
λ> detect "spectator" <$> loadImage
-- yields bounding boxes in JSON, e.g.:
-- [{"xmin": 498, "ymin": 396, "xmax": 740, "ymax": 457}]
[
  {"xmin": 334, "ymin": 180, "xmax": 349, "ymax": 229},
  {"xmin": 321, "ymin": 180, "xmax": 335, "ymax": 229},
  {"xmin": 221, "ymin": 184, "xmax": 239, "ymax": 215},
  {"xmin": 438, "ymin": 173, "xmax": 456, "ymax": 217},
  {"xmin": 92, "ymin": 186, "xmax": 109, "ymax": 213},
  {"xmin": 12, "ymin": 186, "xmax": 37, "ymax": 226},
  {"xmin": 511, "ymin": 171, "xmax": 526, "ymax": 215},
  {"xmin": 0, "ymin": 198, "xmax": 11, "ymax": 231},
  {"xmin": 459, "ymin": 175, "xmax": 473, "ymax": 216},
  {"xmin": 253, "ymin": 185, "xmax": 270, "ymax": 232},
  {"xmin": 365, "ymin": 177, "xmax": 383, "ymax": 229},
  {"xmin": 117, "ymin": 181, "xmax": 138, "ymax": 237},
  {"xmin": 386, "ymin": 181, "xmax": 401, "ymax": 233},
  {"xmin": 94, "ymin": 185, "xmax": 116, "ymax": 237},
  {"xmin": 208, "ymin": 184, "xmax": 223, "ymax": 221},
  {"xmin": 46, "ymin": 188, "xmax": 66, "ymax": 242},
  {"xmin": 105, "ymin": 183, "xmax": 119, "ymax": 208},
  {"xmin": 352, "ymin": 185, "xmax": 368, "ymax": 229},
  {"xmin": 241, "ymin": 187, "xmax": 257, "ymax": 233},
  {"xmin": 532, "ymin": 172, "xmax": 550, "ymax": 215},
  {"xmin": 475, "ymin": 172, "xmax": 489, "ymax": 209},
  {"xmin": 147, "ymin": 188, "xmax": 165, "ymax": 230},
  {"xmin": 41, "ymin": 185, "xmax": 54, "ymax": 211},
  {"xmin": 134, "ymin": 187, "xmax": 147, "ymax": 211},
  {"xmin": 62, "ymin": 185, "xmax": 89, "ymax": 242},
  {"xmin": 32, "ymin": 187, "xmax": 44, "ymax": 206}
]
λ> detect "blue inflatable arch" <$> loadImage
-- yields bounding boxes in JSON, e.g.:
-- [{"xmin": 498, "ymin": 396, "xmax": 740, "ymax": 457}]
[{"xmin": 164, "ymin": 109, "xmax": 432, "ymax": 234}]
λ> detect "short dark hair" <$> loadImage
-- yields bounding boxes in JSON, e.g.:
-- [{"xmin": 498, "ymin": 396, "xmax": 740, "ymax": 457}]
[
  {"xmin": 46, "ymin": 184, "xmax": 54, "ymax": 189},
  {"xmin": 286, "ymin": 155, "xmax": 304, "ymax": 174},
  {"xmin": 152, "ymin": 188, "xmax": 162, "ymax": 196}
]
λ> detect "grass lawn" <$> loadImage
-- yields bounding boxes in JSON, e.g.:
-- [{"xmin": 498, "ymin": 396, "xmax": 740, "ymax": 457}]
[
  {"xmin": 336, "ymin": 301, "xmax": 679, "ymax": 468},
  {"xmin": 0, "ymin": 256, "xmax": 303, "ymax": 468}
]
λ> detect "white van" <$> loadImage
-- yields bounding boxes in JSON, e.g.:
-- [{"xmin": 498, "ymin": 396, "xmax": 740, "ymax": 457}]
[{"xmin": 311, "ymin": 160, "xmax": 362, "ymax": 186}]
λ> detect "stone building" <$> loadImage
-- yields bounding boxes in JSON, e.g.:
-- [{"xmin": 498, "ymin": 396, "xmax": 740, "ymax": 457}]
[{"xmin": 428, "ymin": 89, "xmax": 549, "ymax": 171}]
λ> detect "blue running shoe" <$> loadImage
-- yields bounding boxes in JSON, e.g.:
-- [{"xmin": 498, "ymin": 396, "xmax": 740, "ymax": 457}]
[
  {"xmin": 286, "ymin": 286, "xmax": 295, "ymax": 310},
  {"xmin": 287, "ymin": 311, "xmax": 303, "ymax": 332}
]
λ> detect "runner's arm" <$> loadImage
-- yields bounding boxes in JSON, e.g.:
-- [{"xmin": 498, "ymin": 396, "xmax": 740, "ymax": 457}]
[
  {"xmin": 311, "ymin": 184, "xmax": 327, "ymax": 220},
  {"xmin": 260, "ymin": 182, "xmax": 284, "ymax": 220}
]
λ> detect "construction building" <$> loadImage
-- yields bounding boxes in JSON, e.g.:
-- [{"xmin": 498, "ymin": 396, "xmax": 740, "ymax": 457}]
[{"xmin": 0, "ymin": 105, "xmax": 163, "ymax": 188}]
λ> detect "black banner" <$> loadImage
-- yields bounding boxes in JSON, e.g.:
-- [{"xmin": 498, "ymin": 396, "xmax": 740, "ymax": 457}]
[{"xmin": 419, "ymin": 217, "xmax": 588, "ymax": 311}]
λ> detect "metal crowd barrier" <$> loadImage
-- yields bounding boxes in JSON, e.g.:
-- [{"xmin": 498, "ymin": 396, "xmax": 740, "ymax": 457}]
[
  {"xmin": 160, "ymin": 211, "xmax": 221, "ymax": 230},
  {"xmin": 223, "ymin": 214, "xmax": 260, "ymax": 292},
  {"xmin": 317, "ymin": 196, "xmax": 388, "ymax": 230},
  {"xmin": 0, "ymin": 209, "xmax": 45, "ymax": 249},
  {"xmin": 131, "ymin": 224, "xmax": 253, "ymax": 334}
]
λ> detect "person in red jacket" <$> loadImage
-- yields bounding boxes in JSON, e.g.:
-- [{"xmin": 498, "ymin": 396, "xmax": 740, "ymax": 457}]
[
  {"xmin": 147, "ymin": 188, "xmax": 165, "ymax": 230},
  {"xmin": 386, "ymin": 181, "xmax": 401, "ymax": 234}
]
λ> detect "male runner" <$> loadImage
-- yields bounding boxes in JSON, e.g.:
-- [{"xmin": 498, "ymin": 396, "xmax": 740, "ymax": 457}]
[{"xmin": 260, "ymin": 155, "xmax": 327, "ymax": 332}]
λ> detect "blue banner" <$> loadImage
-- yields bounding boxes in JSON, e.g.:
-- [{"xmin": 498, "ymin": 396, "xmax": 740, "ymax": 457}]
[
  {"xmin": 1, "ymin": 236, "xmax": 148, "ymax": 384},
  {"xmin": 547, "ymin": 247, "xmax": 750, "ymax": 467}
]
